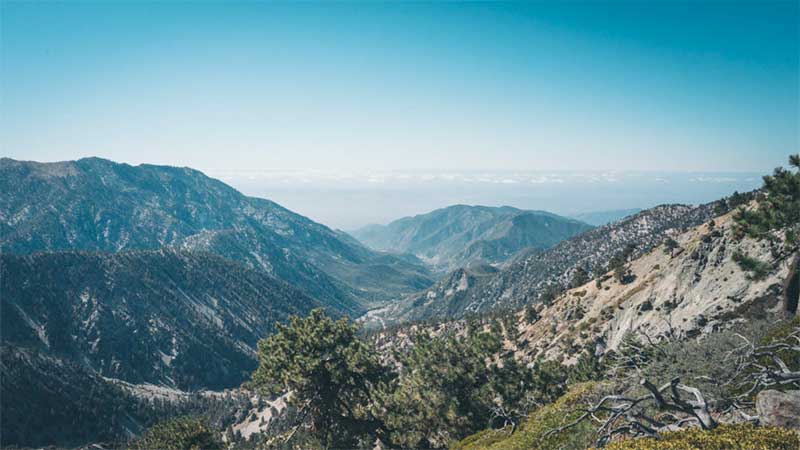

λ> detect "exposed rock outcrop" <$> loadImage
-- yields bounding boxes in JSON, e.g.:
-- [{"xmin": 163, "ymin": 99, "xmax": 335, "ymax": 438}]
[
  {"xmin": 756, "ymin": 390, "xmax": 800, "ymax": 429},
  {"xmin": 511, "ymin": 210, "xmax": 798, "ymax": 363}
]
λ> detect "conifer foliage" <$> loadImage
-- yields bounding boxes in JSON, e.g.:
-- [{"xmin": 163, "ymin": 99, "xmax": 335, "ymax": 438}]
[
  {"xmin": 735, "ymin": 154, "xmax": 800, "ymax": 244},
  {"xmin": 250, "ymin": 309, "xmax": 389, "ymax": 448}
]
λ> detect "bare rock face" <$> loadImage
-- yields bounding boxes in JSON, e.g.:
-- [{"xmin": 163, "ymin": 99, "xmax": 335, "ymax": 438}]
[
  {"xmin": 756, "ymin": 390, "xmax": 800, "ymax": 429},
  {"xmin": 512, "ymin": 209, "xmax": 798, "ymax": 364}
]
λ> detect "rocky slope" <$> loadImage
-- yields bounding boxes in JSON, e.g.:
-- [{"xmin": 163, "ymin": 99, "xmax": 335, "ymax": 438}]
[
  {"xmin": 352, "ymin": 205, "xmax": 592, "ymax": 273},
  {"xmin": 512, "ymin": 209, "xmax": 799, "ymax": 364},
  {"xmin": 0, "ymin": 157, "xmax": 433, "ymax": 312},
  {"xmin": 368, "ymin": 208, "xmax": 799, "ymax": 370},
  {"xmin": 1, "ymin": 249, "xmax": 320, "ymax": 390},
  {"xmin": 362, "ymin": 203, "xmax": 721, "ymax": 327}
]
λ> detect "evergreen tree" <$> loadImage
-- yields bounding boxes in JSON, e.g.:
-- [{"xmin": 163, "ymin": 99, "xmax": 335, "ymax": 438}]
[
  {"xmin": 128, "ymin": 417, "xmax": 221, "ymax": 450},
  {"xmin": 525, "ymin": 303, "xmax": 540, "ymax": 323},
  {"xmin": 379, "ymin": 330, "xmax": 496, "ymax": 448},
  {"xmin": 735, "ymin": 154, "xmax": 800, "ymax": 245},
  {"xmin": 663, "ymin": 237, "xmax": 680, "ymax": 254},
  {"xmin": 379, "ymin": 327, "xmax": 521, "ymax": 448},
  {"xmin": 250, "ymin": 309, "xmax": 389, "ymax": 448},
  {"xmin": 569, "ymin": 266, "xmax": 590, "ymax": 288}
]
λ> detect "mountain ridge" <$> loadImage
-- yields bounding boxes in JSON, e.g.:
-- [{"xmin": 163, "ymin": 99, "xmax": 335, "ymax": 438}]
[
  {"xmin": 0, "ymin": 157, "xmax": 433, "ymax": 313},
  {"xmin": 1, "ymin": 248, "xmax": 321, "ymax": 390},
  {"xmin": 362, "ymin": 201, "xmax": 723, "ymax": 327},
  {"xmin": 351, "ymin": 204, "xmax": 592, "ymax": 273}
]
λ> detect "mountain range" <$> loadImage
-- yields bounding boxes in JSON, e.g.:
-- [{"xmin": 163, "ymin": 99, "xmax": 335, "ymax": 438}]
[
  {"xmin": 351, "ymin": 205, "xmax": 592, "ymax": 273},
  {"xmin": 2, "ymin": 249, "xmax": 320, "ymax": 390},
  {"xmin": 4, "ymin": 156, "xmax": 789, "ymax": 449},
  {"xmin": 0, "ymin": 157, "xmax": 433, "ymax": 314},
  {"xmin": 361, "ymin": 202, "xmax": 722, "ymax": 327}
]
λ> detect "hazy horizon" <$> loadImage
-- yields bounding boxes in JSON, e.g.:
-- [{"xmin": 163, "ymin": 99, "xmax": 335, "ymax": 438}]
[
  {"xmin": 0, "ymin": 154, "xmax": 769, "ymax": 229},
  {"xmin": 211, "ymin": 167, "xmax": 764, "ymax": 229}
]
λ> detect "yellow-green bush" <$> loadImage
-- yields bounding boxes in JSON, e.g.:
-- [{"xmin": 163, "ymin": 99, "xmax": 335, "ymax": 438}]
[
  {"xmin": 452, "ymin": 382, "xmax": 608, "ymax": 450},
  {"xmin": 604, "ymin": 424, "xmax": 800, "ymax": 450}
]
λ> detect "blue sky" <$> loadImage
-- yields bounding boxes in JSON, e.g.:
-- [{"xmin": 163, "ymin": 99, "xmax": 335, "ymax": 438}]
[{"xmin": 1, "ymin": 1, "xmax": 798, "ymax": 172}]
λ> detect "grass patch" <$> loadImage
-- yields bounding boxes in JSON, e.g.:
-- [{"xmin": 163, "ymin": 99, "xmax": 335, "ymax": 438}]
[{"xmin": 604, "ymin": 423, "xmax": 800, "ymax": 450}]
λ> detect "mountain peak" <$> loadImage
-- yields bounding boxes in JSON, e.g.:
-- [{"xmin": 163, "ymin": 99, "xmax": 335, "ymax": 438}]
[{"xmin": 351, "ymin": 204, "xmax": 592, "ymax": 273}]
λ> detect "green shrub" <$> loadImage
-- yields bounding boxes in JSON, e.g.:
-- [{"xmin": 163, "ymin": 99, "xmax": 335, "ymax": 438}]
[
  {"xmin": 732, "ymin": 251, "xmax": 772, "ymax": 280},
  {"xmin": 127, "ymin": 416, "xmax": 221, "ymax": 450},
  {"xmin": 452, "ymin": 382, "xmax": 608, "ymax": 450},
  {"xmin": 604, "ymin": 423, "xmax": 800, "ymax": 450}
]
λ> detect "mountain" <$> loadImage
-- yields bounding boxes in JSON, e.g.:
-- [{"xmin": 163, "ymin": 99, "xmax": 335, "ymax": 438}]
[
  {"xmin": 362, "ymin": 203, "xmax": 721, "ymax": 327},
  {"xmin": 351, "ymin": 205, "xmax": 592, "ymax": 273},
  {"xmin": 370, "ymin": 206, "xmax": 799, "ymax": 367},
  {"xmin": 571, "ymin": 208, "xmax": 642, "ymax": 226},
  {"xmin": 1, "ymin": 249, "xmax": 320, "ymax": 390},
  {"xmin": 512, "ymin": 208, "xmax": 799, "ymax": 364},
  {"xmin": 0, "ymin": 157, "xmax": 433, "ymax": 313}
]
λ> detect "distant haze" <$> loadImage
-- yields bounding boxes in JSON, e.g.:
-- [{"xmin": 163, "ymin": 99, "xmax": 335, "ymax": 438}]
[{"xmin": 212, "ymin": 169, "xmax": 764, "ymax": 230}]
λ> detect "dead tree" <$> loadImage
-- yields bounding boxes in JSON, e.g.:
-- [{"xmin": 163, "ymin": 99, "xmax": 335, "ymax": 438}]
[
  {"xmin": 544, "ymin": 377, "xmax": 715, "ymax": 447},
  {"xmin": 726, "ymin": 327, "xmax": 800, "ymax": 401},
  {"xmin": 547, "ymin": 325, "xmax": 800, "ymax": 447}
]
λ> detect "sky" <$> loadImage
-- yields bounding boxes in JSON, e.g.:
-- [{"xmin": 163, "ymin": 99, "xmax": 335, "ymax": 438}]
[{"xmin": 1, "ymin": 0, "xmax": 798, "ymax": 174}]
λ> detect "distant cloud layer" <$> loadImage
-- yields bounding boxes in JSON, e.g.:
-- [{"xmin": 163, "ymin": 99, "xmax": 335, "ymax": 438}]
[
  {"xmin": 207, "ymin": 169, "xmax": 760, "ymax": 187},
  {"xmin": 215, "ymin": 169, "xmax": 765, "ymax": 229}
]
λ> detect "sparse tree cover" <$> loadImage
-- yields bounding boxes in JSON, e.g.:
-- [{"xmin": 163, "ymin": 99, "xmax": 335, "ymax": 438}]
[
  {"xmin": 247, "ymin": 310, "xmax": 576, "ymax": 449},
  {"xmin": 524, "ymin": 303, "xmax": 540, "ymax": 323},
  {"xmin": 730, "ymin": 154, "xmax": 799, "ymax": 281},
  {"xmin": 450, "ymin": 318, "xmax": 800, "ymax": 449},
  {"xmin": 732, "ymin": 250, "xmax": 773, "ymax": 280},
  {"xmin": 241, "ymin": 305, "xmax": 800, "ymax": 450},
  {"xmin": 538, "ymin": 284, "xmax": 562, "ymax": 305},
  {"xmin": 714, "ymin": 190, "xmax": 758, "ymax": 215}
]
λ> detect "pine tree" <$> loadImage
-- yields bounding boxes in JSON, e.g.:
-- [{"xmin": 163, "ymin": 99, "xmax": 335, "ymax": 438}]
[
  {"xmin": 569, "ymin": 266, "xmax": 590, "ymax": 288},
  {"xmin": 250, "ymin": 309, "xmax": 389, "ymax": 448},
  {"xmin": 735, "ymin": 154, "xmax": 799, "ymax": 245}
]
